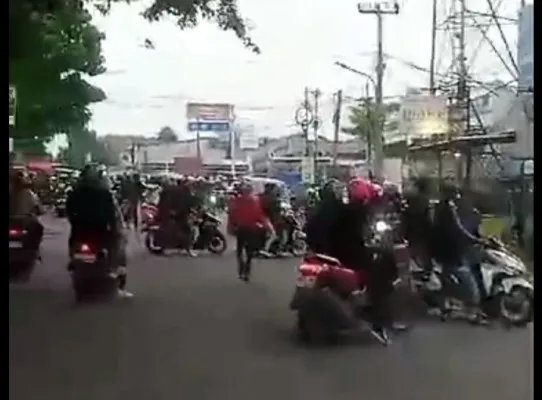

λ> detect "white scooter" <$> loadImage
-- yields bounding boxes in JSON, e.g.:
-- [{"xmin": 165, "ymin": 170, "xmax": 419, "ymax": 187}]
[{"xmin": 411, "ymin": 238, "xmax": 533, "ymax": 327}]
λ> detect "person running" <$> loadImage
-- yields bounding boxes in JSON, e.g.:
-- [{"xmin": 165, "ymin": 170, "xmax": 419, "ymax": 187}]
[{"xmin": 229, "ymin": 182, "xmax": 267, "ymax": 282}]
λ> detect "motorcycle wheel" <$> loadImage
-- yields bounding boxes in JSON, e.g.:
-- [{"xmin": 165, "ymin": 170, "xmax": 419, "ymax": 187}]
[
  {"xmin": 145, "ymin": 231, "xmax": 164, "ymax": 255},
  {"xmin": 207, "ymin": 231, "xmax": 227, "ymax": 255},
  {"xmin": 498, "ymin": 287, "xmax": 533, "ymax": 327},
  {"xmin": 291, "ymin": 238, "xmax": 307, "ymax": 256},
  {"xmin": 296, "ymin": 313, "xmax": 337, "ymax": 345}
]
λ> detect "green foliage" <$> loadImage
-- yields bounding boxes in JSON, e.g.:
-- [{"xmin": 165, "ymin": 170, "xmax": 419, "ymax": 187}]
[
  {"xmin": 342, "ymin": 101, "xmax": 399, "ymax": 145},
  {"xmin": 9, "ymin": 0, "xmax": 106, "ymax": 142},
  {"xmin": 156, "ymin": 126, "xmax": 178, "ymax": 142},
  {"xmin": 96, "ymin": 0, "xmax": 259, "ymax": 53},
  {"xmin": 60, "ymin": 129, "xmax": 115, "ymax": 167}
]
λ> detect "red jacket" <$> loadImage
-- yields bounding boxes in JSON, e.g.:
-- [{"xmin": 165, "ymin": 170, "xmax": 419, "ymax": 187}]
[{"xmin": 228, "ymin": 194, "xmax": 266, "ymax": 230}]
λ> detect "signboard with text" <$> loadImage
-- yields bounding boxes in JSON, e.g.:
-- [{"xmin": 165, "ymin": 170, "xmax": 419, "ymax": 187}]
[
  {"xmin": 399, "ymin": 94, "xmax": 449, "ymax": 140},
  {"xmin": 186, "ymin": 102, "xmax": 233, "ymax": 135}
]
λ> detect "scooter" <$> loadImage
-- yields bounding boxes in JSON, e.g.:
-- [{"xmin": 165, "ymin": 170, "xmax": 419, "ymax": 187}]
[
  {"xmin": 289, "ymin": 220, "xmax": 398, "ymax": 345},
  {"xmin": 145, "ymin": 212, "xmax": 227, "ymax": 255},
  {"xmin": 410, "ymin": 238, "xmax": 533, "ymax": 326},
  {"xmin": 68, "ymin": 239, "xmax": 120, "ymax": 302}
]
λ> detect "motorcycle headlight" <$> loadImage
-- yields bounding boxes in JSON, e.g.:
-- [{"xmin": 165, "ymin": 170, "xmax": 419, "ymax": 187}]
[
  {"xmin": 375, "ymin": 221, "xmax": 390, "ymax": 233},
  {"xmin": 209, "ymin": 195, "xmax": 217, "ymax": 204}
]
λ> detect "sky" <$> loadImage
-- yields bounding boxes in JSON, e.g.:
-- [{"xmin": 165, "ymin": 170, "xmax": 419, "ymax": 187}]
[{"xmin": 86, "ymin": 0, "xmax": 526, "ymax": 140}]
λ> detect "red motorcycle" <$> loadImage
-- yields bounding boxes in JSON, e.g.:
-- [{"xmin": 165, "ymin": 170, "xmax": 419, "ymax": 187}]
[
  {"xmin": 289, "ymin": 220, "xmax": 408, "ymax": 344},
  {"xmin": 140, "ymin": 203, "xmax": 158, "ymax": 232}
]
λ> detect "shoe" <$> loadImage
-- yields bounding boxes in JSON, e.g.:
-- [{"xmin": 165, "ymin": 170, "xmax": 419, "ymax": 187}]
[
  {"xmin": 242, "ymin": 274, "xmax": 250, "ymax": 282},
  {"xmin": 369, "ymin": 327, "xmax": 391, "ymax": 346},
  {"xmin": 187, "ymin": 250, "xmax": 198, "ymax": 257},
  {"xmin": 259, "ymin": 250, "xmax": 272, "ymax": 258},
  {"xmin": 117, "ymin": 290, "xmax": 134, "ymax": 298},
  {"xmin": 391, "ymin": 322, "xmax": 409, "ymax": 332}
]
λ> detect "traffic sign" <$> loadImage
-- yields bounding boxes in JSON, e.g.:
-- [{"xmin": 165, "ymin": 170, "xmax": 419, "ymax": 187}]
[
  {"xmin": 187, "ymin": 121, "xmax": 230, "ymax": 132},
  {"xmin": 295, "ymin": 106, "xmax": 314, "ymax": 126},
  {"xmin": 9, "ymin": 85, "xmax": 16, "ymax": 126}
]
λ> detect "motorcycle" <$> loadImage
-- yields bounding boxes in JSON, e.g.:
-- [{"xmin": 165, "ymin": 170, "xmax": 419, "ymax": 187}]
[
  {"xmin": 145, "ymin": 211, "xmax": 227, "ymax": 255},
  {"xmin": 289, "ymin": 220, "xmax": 397, "ymax": 344},
  {"xmin": 9, "ymin": 222, "xmax": 39, "ymax": 282},
  {"xmin": 254, "ymin": 203, "xmax": 307, "ymax": 258},
  {"xmin": 410, "ymin": 238, "xmax": 533, "ymax": 326},
  {"xmin": 68, "ymin": 239, "xmax": 120, "ymax": 302},
  {"xmin": 140, "ymin": 202, "xmax": 158, "ymax": 232}
]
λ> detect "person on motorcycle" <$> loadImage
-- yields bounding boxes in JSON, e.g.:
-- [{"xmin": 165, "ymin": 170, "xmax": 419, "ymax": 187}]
[
  {"xmin": 229, "ymin": 182, "xmax": 267, "ymax": 282},
  {"xmin": 66, "ymin": 166, "xmax": 133, "ymax": 298},
  {"xmin": 432, "ymin": 184, "xmax": 486, "ymax": 320},
  {"xmin": 9, "ymin": 170, "xmax": 44, "ymax": 256},
  {"xmin": 403, "ymin": 177, "xmax": 433, "ymax": 274},
  {"xmin": 305, "ymin": 179, "xmax": 343, "ymax": 256},
  {"xmin": 258, "ymin": 183, "xmax": 280, "ymax": 257},
  {"xmin": 122, "ymin": 173, "xmax": 145, "ymax": 229}
]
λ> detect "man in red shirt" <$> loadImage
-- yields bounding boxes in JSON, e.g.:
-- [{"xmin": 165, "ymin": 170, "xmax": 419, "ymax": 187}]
[{"xmin": 229, "ymin": 182, "xmax": 267, "ymax": 281}]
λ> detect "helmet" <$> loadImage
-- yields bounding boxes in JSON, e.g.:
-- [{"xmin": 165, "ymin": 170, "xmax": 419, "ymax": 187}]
[{"xmin": 347, "ymin": 177, "xmax": 378, "ymax": 204}]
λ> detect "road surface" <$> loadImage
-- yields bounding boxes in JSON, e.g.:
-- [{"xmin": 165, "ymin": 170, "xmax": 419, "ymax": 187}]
[{"xmin": 10, "ymin": 217, "xmax": 533, "ymax": 400}]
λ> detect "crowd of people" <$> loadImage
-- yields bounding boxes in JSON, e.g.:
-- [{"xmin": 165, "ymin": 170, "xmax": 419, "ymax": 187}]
[{"xmin": 10, "ymin": 163, "xmax": 491, "ymax": 340}]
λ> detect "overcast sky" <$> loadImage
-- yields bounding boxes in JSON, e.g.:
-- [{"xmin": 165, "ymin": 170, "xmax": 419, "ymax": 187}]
[{"xmin": 87, "ymin": 0, "xmax": 524, "ymax": 139}]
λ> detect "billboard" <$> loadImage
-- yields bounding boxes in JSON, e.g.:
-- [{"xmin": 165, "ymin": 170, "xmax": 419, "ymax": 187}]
[
  {"xmin": 517, "ymin": 5, "xmax": 533, "ymax": 91},
  {"xmin": 186, "ymin": 102, "xmax": 233, "ymax": 134},
  {"xmin": 399, "ymin": 94, "xmax": 449, "ymax": 140}
]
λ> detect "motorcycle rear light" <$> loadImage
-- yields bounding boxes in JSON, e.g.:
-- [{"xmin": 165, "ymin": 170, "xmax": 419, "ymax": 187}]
[
  {"xmin": 79, "ymin": 244, "xmax": 91, "ymax": 252},
  {"xmin": 9, "ymin": 229, "xmax": 20, "ymax": 236}
]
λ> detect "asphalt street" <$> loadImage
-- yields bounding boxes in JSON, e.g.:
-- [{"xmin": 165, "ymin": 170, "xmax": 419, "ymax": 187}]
[{"xmin": 9, "ymin": 216, "xmax": 533, "ymax": 400}]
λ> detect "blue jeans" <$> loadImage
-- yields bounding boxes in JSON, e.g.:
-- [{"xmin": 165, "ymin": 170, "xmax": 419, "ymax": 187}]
[{"xmin": 455, "ymin": 265, "xmax": 480, "ymax": 306}]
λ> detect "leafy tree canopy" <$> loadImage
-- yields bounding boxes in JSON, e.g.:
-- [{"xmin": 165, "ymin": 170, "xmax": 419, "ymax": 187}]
[
  {"xmin": 342, "ymin": 100, "xmax": 399, "ymax": 144},
  {"xmin": 156, "ymin": 126, "xmax": 178, "ymax": 142},
  {"xmin": 10, "ymin": 0, "xmax": 106, "ymax": 141}
]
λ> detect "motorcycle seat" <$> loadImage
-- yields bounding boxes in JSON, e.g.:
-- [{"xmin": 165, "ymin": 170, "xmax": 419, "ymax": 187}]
[{"xmin": 312, "ymin": 253, "xmax": 341, "ymax": 266}]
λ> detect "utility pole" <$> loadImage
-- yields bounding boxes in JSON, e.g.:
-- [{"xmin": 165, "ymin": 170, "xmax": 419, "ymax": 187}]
[
  {"xmin": 429, "ymin": 0, "xmax": 438, "ymax": 94},
  {"xmin": 332, "ymin": 90, "xmax": 343, "ymax": 175},
  {"xmin": 363, "ymin": 82, "xmax": 372, "ymax": 164},
  {"xmin": 312, "ymin": 89, "xmax": 321, "ymax": 183},
  {"xmin": 303, "ymin": 87, "xmax": 311, "ymax": 157},
  {"xmin": 358, "ymin": 2, "xmax": 400, "ymax": 181},
  {"xmin": 196, "ymin": 118, "xmax": 202, "ymax": 160},
  {"xmin": 456, "ymin": 0, "xmax": 471, "ymax": 188}
]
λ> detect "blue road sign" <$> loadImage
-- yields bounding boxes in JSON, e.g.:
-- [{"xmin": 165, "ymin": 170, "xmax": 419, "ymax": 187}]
[{"xmin": 187, "ymin": 121, "xmax": 230, "ymax": 132}]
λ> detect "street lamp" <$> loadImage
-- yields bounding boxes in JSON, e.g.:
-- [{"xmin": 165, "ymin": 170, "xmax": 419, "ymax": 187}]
[{"xmin": 334, "ymin": 61, "xmax": 377, "ymax": 91}]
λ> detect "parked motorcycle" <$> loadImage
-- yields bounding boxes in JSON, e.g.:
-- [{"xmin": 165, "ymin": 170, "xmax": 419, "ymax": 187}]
[
  {"xmin": 410, "ymin": 237, "xmax": 533, "ymax": 326},
  {"xmin": 9, "ymin": 222, "xmax": 39, "ymax": 282},
  {"xmin": 68, "ymin": 239, "xmax": 120, "ymax": 302},
  {"xmin": 145, "ymin": 212, "xmax": 227, "ymax": 255}
]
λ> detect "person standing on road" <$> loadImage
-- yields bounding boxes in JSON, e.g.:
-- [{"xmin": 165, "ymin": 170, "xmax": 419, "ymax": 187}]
[{"xmin": 229, "ymin": 183, "xmax": 267, "ymax": 282}]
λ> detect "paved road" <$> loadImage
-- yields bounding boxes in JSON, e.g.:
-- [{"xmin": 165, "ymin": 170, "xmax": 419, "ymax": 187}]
[{"xmin": 10, "ymin": 218, "xmax": 533, "ymax": 400}]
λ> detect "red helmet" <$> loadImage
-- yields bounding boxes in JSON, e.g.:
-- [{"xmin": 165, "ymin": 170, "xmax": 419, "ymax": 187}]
[{"xmin": 347, "ymin": 177, "xmax": 379, "ymax": 203}]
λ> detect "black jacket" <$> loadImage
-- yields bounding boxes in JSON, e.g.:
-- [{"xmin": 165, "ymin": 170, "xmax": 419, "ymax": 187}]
[{"xmin": 66, "ymin": 184, "xmax": 117, "ymax": 235}]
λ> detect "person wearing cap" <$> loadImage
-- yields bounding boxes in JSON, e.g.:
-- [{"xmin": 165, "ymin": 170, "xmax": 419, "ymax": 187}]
[{"xmin": 229, "ymin": 182, "xmax": 267, "ymax": 282}]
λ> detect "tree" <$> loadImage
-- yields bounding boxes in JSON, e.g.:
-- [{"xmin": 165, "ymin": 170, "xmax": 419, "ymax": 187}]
[
  {"xmin": 156, "ymin": 126, "xmax": 178, "ymax": 142},
  {"xmin": 60, "ymin": 129, "xmax": 116, "ymax": 167},
  {"xmin": 342, "ymin": 100, "xmax": 399, "ymax": 160},
  {"xmin": 9, "ymin": 0, "xmax": 106, "ymax": 143}
]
